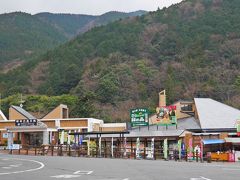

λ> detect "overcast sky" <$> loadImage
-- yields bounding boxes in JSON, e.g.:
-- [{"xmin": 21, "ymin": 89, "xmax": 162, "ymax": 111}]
[{"xmin": 0, "ymin": 0, "xmax": 183, "ymax": 15}]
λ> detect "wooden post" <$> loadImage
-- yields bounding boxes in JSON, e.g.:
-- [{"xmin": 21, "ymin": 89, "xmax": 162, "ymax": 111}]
[
  {"xmin": 68, "ymin": 145, "xmax": 71, "ymax": 156},
  {"xmin": 131, "ymin": 139, "xmax": 133, "ymax": 159},
  {"xmin": 104, "ymin": 139, "xmax": 107, "ymax": 158},
  {"xmin": 134, "ymin": 148, "xmax": 136, "ymax": 159},
  {"xmin": 51, "ymin": 145, "xmax": 54, "ymax": 156}
]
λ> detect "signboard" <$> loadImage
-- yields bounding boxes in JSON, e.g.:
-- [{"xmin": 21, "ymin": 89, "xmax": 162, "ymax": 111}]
[
  {"xmin": 2, "ymin": 133, "xmax": 15, "ymax": 139},
  {"xmin": 130, "ymin": 108, "xmax": 149, "ymax": 127},
  {"xmin": 156, "ymin": 106, "xmax": 177, "ymax": 125},
  {"xmin": 15, "ymin": 119, "xmax": 38, "ymax": 126}
]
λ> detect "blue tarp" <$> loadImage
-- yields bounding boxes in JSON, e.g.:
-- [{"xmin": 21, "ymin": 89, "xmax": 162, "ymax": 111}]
[{"xmin": 202, "ymin": 139, "xmax": 225, "ymax": 145}]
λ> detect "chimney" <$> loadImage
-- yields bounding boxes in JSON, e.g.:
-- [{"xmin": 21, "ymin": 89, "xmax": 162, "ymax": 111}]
[{"xmin": 159, "ymin": 90, "xmax": 166, "ymax": 107}]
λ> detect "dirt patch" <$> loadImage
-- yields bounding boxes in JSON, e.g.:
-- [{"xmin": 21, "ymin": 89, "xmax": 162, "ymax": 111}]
[
  {"xmin": 28, "ymin": 61, "xmax": 50, "ymax": 93},
  {"xmin": 1, "ymin": 60, "xmax": 24, "ymax": 73}
]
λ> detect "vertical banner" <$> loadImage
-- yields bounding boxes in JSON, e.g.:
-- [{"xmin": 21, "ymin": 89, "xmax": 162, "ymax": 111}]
[
  {"xmin": 99, "ymin": 136, "xmax": 102, "ymax": 157},
  {"xmin": 178, "ymin": 139, "xmax": 182, "ymax": 160},
  {"xmin": 111, "ymin": 137, "xmax": 114, "ymax": 158},
  {"xmin": 87, "ymin": 136, "xmax": 90, "ymax": 156},
  {"xmin": 200, "ymin": 139, "xmax": 203, "ymax": 160},
  {"xmin": 79, "ymin": 135, "xmax": 83, "ymax": 145},
  {"xmin": 60, "ymin": 130, "xmax": 64, "ymax": 144},
  {"xmin": 67, "ymin": 130, "xmax": 71, "ymax": 145},
  {"xmin": 164, "ymin": 138, "xmax": 168, "ymax": 160},
  {"xmin": 124, "ymin": 137, "xmax": 127, "ymax": 157},
  {"xmin": 188, "ymin": 138, "xmax": 193, "ymax": 159},
  {"xmin": 136, "ymin": 138, "xmax": 140, "ymax": 159},
  {"xmin": 150, "ymin": 138, "xmax": 154, "ymax": 159}
]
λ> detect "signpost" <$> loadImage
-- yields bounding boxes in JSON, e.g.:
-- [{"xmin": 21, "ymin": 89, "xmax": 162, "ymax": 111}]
[{"xmin": 130, "ymin": 108, "xmax": 149, "ymax": 127}]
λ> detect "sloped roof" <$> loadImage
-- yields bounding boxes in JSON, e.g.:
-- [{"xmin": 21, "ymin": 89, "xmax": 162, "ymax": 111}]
[
  {"xmin": 194, "ymin": 98, "xmax": 240, "ymax": 129},
  {"xmin": 0, "ymin": 110, "xmax": 7, "ymax": 120},
  {"xmin": 11, "ymin": 105, "xmax": 36, "ymax": 120}
]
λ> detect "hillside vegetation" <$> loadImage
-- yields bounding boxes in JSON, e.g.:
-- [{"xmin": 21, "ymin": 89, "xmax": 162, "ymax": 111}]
[
  {"xmin": 1, "ymin": 0, "xmax": 240, "ymax": 122},
  {"xmin": 0, "ymin": 11, "xmax": 146, "ymax": 66}
]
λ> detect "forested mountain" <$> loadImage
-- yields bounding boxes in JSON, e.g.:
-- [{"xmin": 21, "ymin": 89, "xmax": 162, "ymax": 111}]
[
  {"xmin": 0, "ymin": 12, "xmax": 66, "ymax": 65},
  {"xmin": 0, "ymin": 11, "xmax": 146, "ymax": 67},
  {"xmin": 1, "ymin": 0, "xmax": 240, "ymax": 122}
]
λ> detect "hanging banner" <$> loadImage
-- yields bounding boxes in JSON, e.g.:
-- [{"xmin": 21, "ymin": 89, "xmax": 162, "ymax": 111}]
[
  {"xmin": 136, "ymin": 138, "xmax": 141, "ymax": 159},
  {"xmin": 67, "ymin": 130, "xmax": 71, "ymax": 145},
  {"xmin": 130, "ymin": 108, "xmax": 149, "ymax": 127},
  {"xmin": 124, "ymin": 137, "xmax": 127, "ymax": 157},
  {"xmin": 178, "ymin": 139, "xmax": 182, "ymax": 160},
  {"xmin": 99, "ymin": 136, "xmax": 102, "ymax": 157},
  {"xmin": 200, "ymin": 139, "xmax": 203, "ymax": 159},
  {"xmin": 188, "ymin": 138, "xmax": 193, "ymax": 160},
  {"xmin": 164, "ymin": 138, "xmax": 168, "ymax": 159},
  {"xmin": 111, "ymin": 137, "xmax": 114, "ymax": 158},
  {"xmin": 150, "ymin": 138, "xmax": 154, "ymax": 159},
  {"xmin": 87, "ymin": 137, "xmax": 90, "ymax": 156},
  {"xmin": 59, "ymin": 130, "xmax": 64, "ymax": 144}
]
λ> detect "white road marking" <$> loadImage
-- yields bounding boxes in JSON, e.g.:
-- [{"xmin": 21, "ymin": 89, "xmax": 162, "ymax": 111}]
[
  {"xmin": 9, "ymin": 164, "xmax": 22, "ymax": 167},
  {"xmin": 2, "ymin": 167, "xmax": 12, "ymax": 169},
  {"xmin": 222, "ymin": 168, "xmax": 240, "ymax": 171},
  {"xmin": 190, "ymin": 177, "xmax": 211, "ymax": 180},
  {"xmin": 0, "ymin": 158, "xmax": 45, "ymax": 175},
  {"xmin": 73, "ymin": 170, "xmax": 93, "ymax": 175},
  {"xmin": 51, "ymin": 174, "xmax": 81, "ymax": 179},
  {"xmin": 123, "ymin": 178, "xmax": 129, "ymax": 180}
]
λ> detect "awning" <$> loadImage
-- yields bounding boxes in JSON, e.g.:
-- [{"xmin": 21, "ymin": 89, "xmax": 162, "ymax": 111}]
[
  {"xmin": 202, "ymin": 139, "xmax": 225, "ymax": 145},
  {"xmin": 225, "ymin": 138, "xmax": 240, "ymax": 144}
]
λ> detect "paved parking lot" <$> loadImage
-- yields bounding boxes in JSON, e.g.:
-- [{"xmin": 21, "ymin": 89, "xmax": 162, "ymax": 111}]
[{"xmin": 0, "ymin": 154, "xmax": 240, "ymax": 180}]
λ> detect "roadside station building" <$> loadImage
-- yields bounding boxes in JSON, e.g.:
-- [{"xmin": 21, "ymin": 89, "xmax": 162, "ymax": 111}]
[
  {"xmin": 0, "ymin": 104, "xmax": 126, "ymax": 147},
  {"xmin": 0, "ymin": 92, "xmax": 240, "ymax": 161}
]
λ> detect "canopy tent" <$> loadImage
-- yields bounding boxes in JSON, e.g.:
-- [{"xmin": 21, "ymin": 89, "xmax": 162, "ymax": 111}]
[{"xmin": 202, "ymin": 139, "xmax": 225, "ymax": 145}]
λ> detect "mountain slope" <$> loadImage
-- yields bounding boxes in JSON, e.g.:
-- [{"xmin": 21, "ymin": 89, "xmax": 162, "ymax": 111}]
[
  {"xmin": 1, "ymin": 0, "xmax": 240, "ymax": 121},
  {"xmin": 0, "ymin": 10, "xmax": 147, "ymax": 67},
  {"xmin": 0, "ymin": 12, "xmax": 66, "ymax": 65}
]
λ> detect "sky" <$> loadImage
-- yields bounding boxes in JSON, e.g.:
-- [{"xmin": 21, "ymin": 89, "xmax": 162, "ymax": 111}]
[{"xmin": 0, "ymin": 0, "xmax": 183, "ymax": 15}]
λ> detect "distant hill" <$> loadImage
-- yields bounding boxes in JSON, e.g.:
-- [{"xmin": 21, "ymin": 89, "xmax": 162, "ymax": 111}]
[
  {"xmin": 0, "ymin": 12, "xmax": 66, "ymax": 65},
  {"xmin": 0, "ymin": 10, "xmax": 147, "ymax": 67},
  {"xmin": 1, "ymin": 0, "xmax": 240, "ymax": 122}
]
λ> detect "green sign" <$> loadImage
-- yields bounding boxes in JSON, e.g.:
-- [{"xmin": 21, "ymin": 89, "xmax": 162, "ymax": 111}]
[{"xmin": 130, "ymin": 108, "xmax": 149, "ymax": 127}]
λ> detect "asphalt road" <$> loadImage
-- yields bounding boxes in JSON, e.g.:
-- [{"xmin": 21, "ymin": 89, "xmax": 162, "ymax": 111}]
[{"xmin": 0, "ymin": 154, "xmax": 239, "ymax": 180}]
